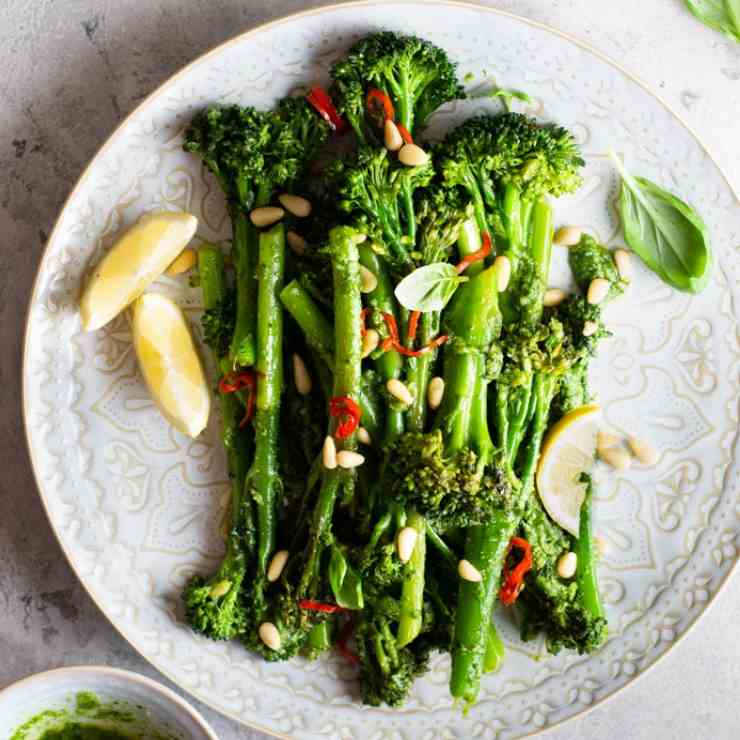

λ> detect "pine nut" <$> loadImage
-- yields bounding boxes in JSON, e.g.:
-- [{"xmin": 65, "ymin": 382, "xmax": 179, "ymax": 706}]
[
  {"xmin": 557, "ymin": 551, "xmax": 578, "ymax": 579},
  {"xmin": 387, "ymin": 378, "xmax": 414, "ymax": 405},
  {"xmin": 587, "ymin": 278, "xmax": 610, "ymax": 305},
  {"xmin": 362, "ymin": 329, "xmax": 380, "ymax": 358},
  {"xmin": 598, "ymin": 445, "xmax": 631, "ymax": 471},
  {"xmin": 357, "ymin": 426, "xmax": 372, "ymax": 445},
  {"xmin": 352, "ymin": 233, "xmax": 368, "ymax": 244},
  {"xmin": 166, "ymin": 247, "xmax": 197, "ymax": 276},
  {"xmin": 278, "ymin": 193, "xmax": 311, "ymax": 218},
  {"xmin": 554, "ymin": 226, "xmax": 582, "ymax": 247},
  {"xmin": 258, "ymin": 622, "xmax": 281, "ymax": 651},
  {"xmin": 287, "ymin": 230, "xmax": 306, "ymax": 255},
  {"xmin": 582, "ymin": 320, "xmax": 599, "ymax": 337},
  {"xmin": 427, "ymin": 376, "xmax": 445, "ymax": 410},
  {"xmin": 250, "ymin": 206, "xmax": 284, "ymax": 227},
  {"xmin": 398, "ymin": 143, "xmax": 429, "ymax": 167},
  {"xmin": 614, "ymin": 249, "xmax": 631, "ymax": 280},
  {"xmin": 292, "ymin": 354, "xmax": 312, "ymax": 395},
  {"xmin": 458, "ymin": 559, "xmax": 482, "ymax": 583},
  {"xmin": 396, "ymin": 527, "xmax": 418, "ymax": 563},
  {"xmin": 337, "ymin": 450, "xmax": 365, "ymax": 469},
  {"xmin": 384, "ymin": 119, "xmax": 403, "ymax": 151},
  {"xmin": 494, "ymin": 255, "xmax": 511, "ymax": 292},
  {"xmin": 267, "ymin": 550, "xmax": 289, "ymax": 582},
  {"xmin": 322, "ymin": 435, "xmax": 337, "ymax": 469},
  {"xmin": 208, "ymin": 579, "xmax": 232, "ymax": 598},
  {"xmin": 628, "ymin": 436, "xmax": 659, "ymax": 465},
  {"xmin": 597, "ymin": 431, "xmax": 620, "ymax": 449},
  {"xmin": 543, "ymin": 288, "xmax": 567, "ymax": 307},
  {"xmin": 360, "ymin": 265, "xmax": 378, "ymax": 293}
]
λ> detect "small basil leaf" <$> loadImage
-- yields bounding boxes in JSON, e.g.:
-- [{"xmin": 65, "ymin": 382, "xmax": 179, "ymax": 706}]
[
  {"xmin": 684, "ymin": 0, "xmax": 740, "ymax": 42},
  {"xmin": 328, "ymin": 545, "xmax": 364, "ymax": 610},
  {"xmin": 394, "ymin": 262, "xmax": 468, "ymax": 312},
  {"xmin": 610, "ymin": 151, "xmax": 712, "ymax": 294}
]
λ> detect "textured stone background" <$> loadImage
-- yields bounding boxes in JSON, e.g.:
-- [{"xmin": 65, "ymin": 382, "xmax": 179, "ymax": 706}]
[{"xmin": 1, "ymin": 1, "xmax": 738, "ymax": 738}]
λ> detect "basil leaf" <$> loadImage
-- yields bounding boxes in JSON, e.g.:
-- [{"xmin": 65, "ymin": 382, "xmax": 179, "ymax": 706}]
[
  {"xmin": 328, "ymin": 545, "xmax": 364, "ymax": 610},
  {"xmin": 684, "ymin": 0, "xmax": 740, "ymax": 42},
  {"xmin": 394, "ymin": 262, "xmax": 467, "ymax": 312},
  {"xmin": 610, "ymin": 151, "xmax": 712, "ymax": 294}
]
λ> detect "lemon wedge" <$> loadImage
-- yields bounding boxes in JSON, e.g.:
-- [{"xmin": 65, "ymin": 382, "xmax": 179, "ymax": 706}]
[
  {"xmin": 80, "ymin": 210, "xmax": 198, "ymax": 331},
  {"xmin": 536, "ymin": 404, "xmax": 600, "ymax": 536},
  {"xmin": 132, "ymin": 293, "xmax": 210, "ymax": 438}
]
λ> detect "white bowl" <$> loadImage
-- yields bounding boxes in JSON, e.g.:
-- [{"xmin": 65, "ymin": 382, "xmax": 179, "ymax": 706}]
[{"xmin": 0, "ymin": 666, "xmax": 218, "ymax": 739}]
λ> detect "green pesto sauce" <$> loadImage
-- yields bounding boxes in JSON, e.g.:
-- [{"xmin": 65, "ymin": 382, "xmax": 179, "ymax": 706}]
[
  {"xmin": 10, "ymin": 692, "xmax": 177, "ymax": 740},
  {"xmin": 37, "ymin": 724, "xmax": 132, "ymax": 740}
]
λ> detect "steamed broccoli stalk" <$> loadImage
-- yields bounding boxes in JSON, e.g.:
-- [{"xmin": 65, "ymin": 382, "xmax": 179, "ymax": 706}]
[
  {"xmin": 331, "ymin": 31, "xmax": 464, "ymax": 143},
  {"xmin": 184, "ymin": 99, "xmax": 329, "ymax": 368},
  {"xmin": 280, "ymin": 278, "xmax": 380, "ymax": 439},
  {"xmin": 552, "ymin": 234, "xmax": 625, "ymax": 416},
  {"xmin": 358, "ymin": 245, "xmax": 405, "ymax": 442},
  {"xmin": 517, "ymin": 474, "xmax": 607, "ymax": 653},
  {"xmin": 297, "ymin": 226, "xmax": 365, "ymax": 601},
  {"xmin": 244, "ymin": 224, "xmax": 286, "ymax": 624},
  {"xmin": 405, "ymin": 186, "xmax": 471, "ymax": 431},
  {"xmin": 182, "ymin": 245, "xmax": 255, "ymax": 640}
]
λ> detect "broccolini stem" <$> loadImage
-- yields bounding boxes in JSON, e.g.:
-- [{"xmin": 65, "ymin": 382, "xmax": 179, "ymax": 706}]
[
  {"xmin": 396, "ymin": 510, "xmax": 426, "ymax": 648},
  {"xmin": 198, "ymin": 245, "xmax": 256, "ymax": 568},
  {"xmin": 406, "ymin": 310, "xmax": 440, "ymax": 432},
  {"xmin": 358, "ymin": 245, "xmax": 405, "ymax": 442},
  {"xmin": 306, "ymin": 620, "xmax": 333, "ymax": 656},
  {"xmin": 280, "ymin": 279, "xmax": 379, "ymax": 438},
  {"xmin": 425, "ymin": 523, "xmax": 458, "ymax": 569},
  {"xmin": 483, "ymin": 621, "xmax": 505, "ymax": 673},
  {"xmin": 576, "ymin": 475, "xmax": 606, "ymax": 621},
  {"xmin": 449, "ymin": 510, "xmax": 517, "ymax": 704},
  {"xmin": 229, "ymin": 211, "xmax": 257, "ymax": 367},
  {"xmin": 299, "ymin": 227, "xmax": 364, "ymax": 598},
  {"xmin": 246, "ymin": 223, "xmax": 285, "ymax": 613}
]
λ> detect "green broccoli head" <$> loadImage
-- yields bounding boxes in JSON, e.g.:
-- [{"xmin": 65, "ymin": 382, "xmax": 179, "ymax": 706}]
[
  {"xmin": 354, "ymin": 602, "xmax": 441, "ymax": 708},
  {"xmin": 517, "ymin": 566, "xmax": 608, "ymax": 655},
  {"xmin": 414, "ymin": 184, "xmax": 472, "ymax": 265},
  {"xmin": 184, "ymin": 98, "xmax": 329, "ymax": 209},
  {"xmin": 384, "ymin": 430, "xmax": 511, "ymax": 531},
  {"xmin": 436, "ymin": 112, "xmax": 584, "ymax": 205},
  {"xmin": 569, "ymin": 234, "xmax": 625, "ymax": 299},
  {"xmin": 333, "ymin": 146, "xmax": 433, "ymax": 268},
  {"xmin": 356, "ymin": 541, "xmax": 405, "ymax": 589},
  {"xmin": 331, "ymin": 31, "xmax": 464, "ymax": 140},
  {"xmin": 182, "ymin": 570, "xmax": 247, "ymax": 641}
]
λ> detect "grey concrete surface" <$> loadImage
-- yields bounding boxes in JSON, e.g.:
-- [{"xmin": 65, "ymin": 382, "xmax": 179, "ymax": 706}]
[{"xmin": 1, "ymin": 1, "xmax": 738, "ymax": 738}]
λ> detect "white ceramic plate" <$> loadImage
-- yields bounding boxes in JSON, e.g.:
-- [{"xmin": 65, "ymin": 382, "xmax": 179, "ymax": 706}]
[
  {"xmin": 23, "ymin": 2, "xmax": 740, "ymax": 738},
  {"xmin": 0, "ymin": 666, "xmax": 217, "ymax": 739}
]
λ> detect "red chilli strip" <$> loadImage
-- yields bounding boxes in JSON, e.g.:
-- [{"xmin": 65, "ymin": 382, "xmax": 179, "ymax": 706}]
[
  {"xmin": 394, "ymin": 334, "xmax": 449, "ymax": 358},
  {"xmin": 306, "ymin": 86, "xmax": 347, "ymax": 134},
  {"xmin": 456, "ymin": 231, "xmax": 492, "ymax": 275},
  {"xmin": 330, "ymin": 395, "xmax": 362, "ymax": 439},
  {"xmin": 366, "ymin": 87, "xmax": 395, "ymax": 123},
  {"xmin": 499, "ymin": 537, "xmax": 533, "ymax": 606},
  {"xmin": 337, "ymin": 619, "xmax": 360, "ymax": 665},
  {"xmin": 298, "ymin": 599, "xmax": 347, "ymax": 614},
  {"xmin": 396, "ymin": 123, "xmax": 414, "ymax": 145},
  {"xmin": 406, "ymin": 310, "xmax": 421, "ymax": 343},
  {"xmin": 219, "ymin": 371, "xmax": 256, "ymax": 428}
]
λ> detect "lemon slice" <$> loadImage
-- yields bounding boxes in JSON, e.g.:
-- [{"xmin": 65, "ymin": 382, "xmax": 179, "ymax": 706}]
[
  {"xmin": 80, "ymin": 210, "xmax": 198, "ymax": 331},
  {"xmin": 132, "ymin": 293, "xmax": 210, "ymax": 438},
  {"xmin": 536, "ymin": 404, "xmax": 600, "ymax": 536}
]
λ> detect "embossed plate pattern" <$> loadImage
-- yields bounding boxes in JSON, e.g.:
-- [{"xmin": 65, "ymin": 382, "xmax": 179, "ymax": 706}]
[{"xmin": 22, "ymin": 2, "xmax": 740, "ymax": 738}]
